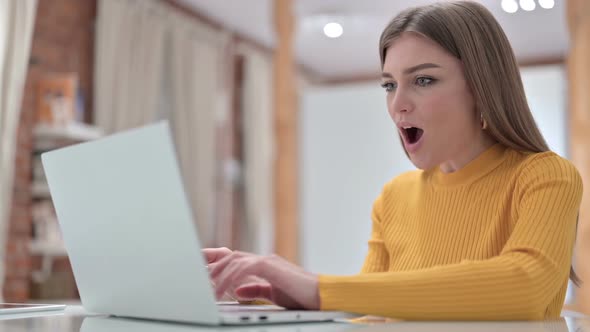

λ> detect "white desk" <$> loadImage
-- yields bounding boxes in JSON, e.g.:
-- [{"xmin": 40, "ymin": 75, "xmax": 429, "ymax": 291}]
[{"xmin": 0, "ymin": 306, "xmax": 588, "ymax": 332}]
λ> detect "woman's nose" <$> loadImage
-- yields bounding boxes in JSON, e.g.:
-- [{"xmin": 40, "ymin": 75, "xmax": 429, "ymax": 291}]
[{"xmin": 389, "ymin": 90, "xmax": 413, "ymax": 114}]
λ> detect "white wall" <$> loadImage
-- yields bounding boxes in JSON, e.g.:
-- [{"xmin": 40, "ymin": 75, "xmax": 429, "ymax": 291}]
[
  {"xmin": 299, "ymin": 65, "xmax": 567, "ymax": 276},
  {"xmin": 521, "ymin": 65, "xmax": 567, "ymax": 157},
  {"xmin": 299, "ymin": 82, "xmax": 414, "ymax": 275}
]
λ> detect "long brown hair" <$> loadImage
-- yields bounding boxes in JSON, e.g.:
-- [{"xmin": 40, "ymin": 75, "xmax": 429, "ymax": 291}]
[{"xmin": 379, "ymin": 0, "xmax": 581, "ymax": 286}]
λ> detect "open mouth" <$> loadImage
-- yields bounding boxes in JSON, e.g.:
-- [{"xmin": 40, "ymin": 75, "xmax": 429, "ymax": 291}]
[{"xmin": 402, "ymin": 127, "xmax": 424, "ymax": 145}]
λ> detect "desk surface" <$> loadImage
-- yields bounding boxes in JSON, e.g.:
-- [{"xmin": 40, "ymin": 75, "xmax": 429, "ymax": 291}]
[{"xmin": 0, "ymin": 305, "xmax": 588, "ymax": 332}]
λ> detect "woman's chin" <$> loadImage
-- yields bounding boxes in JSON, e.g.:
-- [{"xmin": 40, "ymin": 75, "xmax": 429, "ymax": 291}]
[{"xmin": 409, "ymin": 155, "xmax": 437, "ymax": 171}]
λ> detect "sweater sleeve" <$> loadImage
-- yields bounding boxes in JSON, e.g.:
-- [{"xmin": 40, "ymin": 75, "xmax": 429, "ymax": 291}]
[
  {"xmin": 319, "ymin": 156, "xmax": 583, "ymax": 320},
  {"xmin": 360, "ymin": 193, "xmax": 390, "ymax": 273}
]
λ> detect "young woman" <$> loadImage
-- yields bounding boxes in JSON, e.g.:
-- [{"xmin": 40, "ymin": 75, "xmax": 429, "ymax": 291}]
[{"xmin": 205, "ymin": 1, "xmax": 583, "ymax": 320}]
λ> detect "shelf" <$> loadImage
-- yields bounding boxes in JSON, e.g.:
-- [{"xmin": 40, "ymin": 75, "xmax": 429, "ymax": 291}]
[
  {"xmin": 29, "ymin": 240, "xmax": 68, "ymax": 284},
  {"xmin": 29, "ymin": 240, "xmax": 67, "ymax": 256},
  {"xmin": 34, "ymin": 122, "xmax": 103, "ymax": 151},
  {"xmin": 32, "ymin": 181, "xmax": 51, "ymax": 199}
]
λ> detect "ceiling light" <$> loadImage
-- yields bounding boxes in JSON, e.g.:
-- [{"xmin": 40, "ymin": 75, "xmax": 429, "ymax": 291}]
[
  {"xmin": 323, "ymin": 22, "xmax": 343, "ymax": 38},
  {"xmin": 538, "ymin": 0, "xmax": 555, "ymax": 9},
  {"xmin": 501, "ymin": 0, "xmax": 518, "ymax": 13},
  {"xmin": 519, "ymin": 0, "xmax": 536, "ymax": 11}
]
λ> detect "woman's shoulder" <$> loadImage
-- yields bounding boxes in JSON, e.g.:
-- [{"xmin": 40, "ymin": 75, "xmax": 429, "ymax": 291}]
[
  {"xmin": 515, "ymin": 150, "xmax": 578, "ymax": 173},
  {"xmin": 510, "ymin": 149, "xmax": 582, "ymax": 187}
]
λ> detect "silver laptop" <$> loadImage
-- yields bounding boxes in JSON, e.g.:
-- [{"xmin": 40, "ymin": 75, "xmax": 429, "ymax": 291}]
[
  {"xmin": 41, "ymin": 121, "xmax": 353, "ymax": 325},
  {"xmin": 80, "ymin": 315, "xmax": 357, "ymax": 332}
]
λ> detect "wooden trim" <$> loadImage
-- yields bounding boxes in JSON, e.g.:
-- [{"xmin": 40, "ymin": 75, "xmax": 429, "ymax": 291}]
[
  {"xmin": 312, "ymin": 73, "xmax": 381, "ymax": 86},
  {"xmin": 567, "ymin": 0, "xmax": 590, "ymax": 316},
  {"xmin": 297, "ymin": 63, "xmax": 324, "ymax": 84},
  {"xmin": 273, "ymin": 0, "xmax": 299, "ymax": 263},
  {"xmin": 518, "ymin": 55, "xmax": 564, "ymax": 67}
]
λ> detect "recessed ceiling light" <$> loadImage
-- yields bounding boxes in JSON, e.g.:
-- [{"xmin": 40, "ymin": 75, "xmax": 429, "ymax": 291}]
[
  {"xmin": 323, "ymin": 22, "xmax": 343, "ymax": 38},
  {"xmin": 501, "ymin": 0, "xmax": 518, "ymax": 13},
  {"xmin": 519, "ymin": 0, "xmax": 536, "ymax": 11},
  {"xmin": 538, "ymin": 0, "xmax": 555, "ymax": 9}
]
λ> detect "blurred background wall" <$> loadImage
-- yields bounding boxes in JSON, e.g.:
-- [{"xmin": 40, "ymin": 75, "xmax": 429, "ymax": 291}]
[{"xmin": 0, "ymin": 0, "xmax": 587, "ymax": 316}]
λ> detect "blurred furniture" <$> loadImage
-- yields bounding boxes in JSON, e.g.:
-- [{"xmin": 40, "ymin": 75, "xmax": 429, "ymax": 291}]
[{"xmin": 30, "ymin": 121, "xmax": 102, "ymax": 299}]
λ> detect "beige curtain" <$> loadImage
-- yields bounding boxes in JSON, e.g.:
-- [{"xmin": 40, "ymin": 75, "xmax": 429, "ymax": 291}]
[
  {"xmin": 94, "ymin": 0, "xmax": 166, "ymax": 133},
  {"xmin": 0, "ymin": 0, "xmax": 38, "ymax": 301},
  {"xmin": 94, "ymin": 0, "xmax": 229, "ymax": 245},
  {"xmin": 236, "ymin": 44, "xmax": 275, "ymax": 254},
  {"xmin": 167, "ymin": 16, "xmax": 230, "ymax": 246}
]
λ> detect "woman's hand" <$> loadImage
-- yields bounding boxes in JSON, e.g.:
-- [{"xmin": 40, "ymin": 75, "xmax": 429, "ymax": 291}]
[
  {"xmin": 208, "ymin": 250, "xmax": 320, "ymax": 310},
  {"xmin": 203, "ymin": 247, "xmax": 240, "ymax": 301},
  {"xmin": 202, "ymin": 247, "xmax": 273, "ymax": 303},
  {"xmin": 203, "ymin": 247, "xmax": 233, "ymax": 265}
]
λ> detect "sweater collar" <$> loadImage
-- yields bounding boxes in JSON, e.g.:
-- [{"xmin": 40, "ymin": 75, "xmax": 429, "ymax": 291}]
[{"xmin": 429, "ymin": 143, "xmax": 508, "ymax": 187}]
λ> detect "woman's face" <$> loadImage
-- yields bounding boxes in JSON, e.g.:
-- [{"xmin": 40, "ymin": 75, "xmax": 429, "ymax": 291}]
[{"xmin": 381, "ymin": 32, "xmax": 483, "ymax": 171}]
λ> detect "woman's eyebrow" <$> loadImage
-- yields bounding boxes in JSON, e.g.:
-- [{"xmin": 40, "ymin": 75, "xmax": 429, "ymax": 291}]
[
  {"xmin": 403, "ymin": 63, "xmax": 441, "ymax": 75},
  {"xmin": 381, "ymin": 63, "xmax": 442, "ymax": 79}
]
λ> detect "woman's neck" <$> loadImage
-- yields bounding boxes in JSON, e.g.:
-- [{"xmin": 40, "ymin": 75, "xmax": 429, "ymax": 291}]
[{"xmin": 439, "ymin": 135, "xmax": 497, "ymax": 173}]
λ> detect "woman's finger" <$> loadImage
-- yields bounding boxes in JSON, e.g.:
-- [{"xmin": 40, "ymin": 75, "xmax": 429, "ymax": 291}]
[
  {"xmin": 202, "ymin": 247, "xmax": 232, "ymax": 264},
  {"xmin": 213, "ymin": 257, "xmax": 246, "ymax": 298},
  {"xmin": 234, "ymin": 282, "xmax": 273, "ymax": 301},
  {"xmin": 209, "ymin": 250, "xmax": 247, "ymax": 279},
  {"xmin": 214, "ymin": 256, "xmax": 263, "ymax": 298}
]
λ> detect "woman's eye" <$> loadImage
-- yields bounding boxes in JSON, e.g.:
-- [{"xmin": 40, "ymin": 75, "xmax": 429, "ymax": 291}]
[
  {"xmin": 415, "ymin": 77, "xmax": 434, "ymax": 87},
  {"xmin": 381, "ymin": 82, "xmax": 397, "ymax": 92}
]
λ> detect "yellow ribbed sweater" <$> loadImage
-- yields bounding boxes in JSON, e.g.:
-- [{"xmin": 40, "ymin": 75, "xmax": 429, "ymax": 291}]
[{"xmin": 318, "ymin": 144, "xmax": 583, "ymax": 320}]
